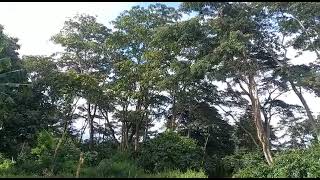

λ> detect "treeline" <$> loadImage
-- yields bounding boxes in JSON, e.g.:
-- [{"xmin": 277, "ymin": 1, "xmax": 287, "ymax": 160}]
[{"xmin": 0, "ymin": 2, "xmax": 320, "ymax": 178}]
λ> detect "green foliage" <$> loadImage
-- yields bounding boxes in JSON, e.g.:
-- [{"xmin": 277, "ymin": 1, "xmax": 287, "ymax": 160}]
[
  {"xmin": 1, "ymin": 2, "xmax": 320, "ymax": 178},
  {"xmin": 138, "ymin": 131, "xmax": 203, "ymax": 173},
  {"xmin": 0, "ymin": 154, "xmax": 14, "ymax": 176},
  {"xmin": 221, "ymin": 149, "xmax": 265, "ymax": 177},
  {"xmin": 234, "ymin": 144, "xmax": 320, "ymax": 178},
  {"xmin": 81, "ymin": 152, "xmax": 145, "ymax": 178},
  {"xmin": 147, "ymin": 169, "xmax": 207, "ymax": 178},
  {"xmin": 80, "ymin": 151, "xmax": 206, "ymax": 178},
  {"xmin": 14, "ymin": 130, "xmax": 80, "ymax": 176}
]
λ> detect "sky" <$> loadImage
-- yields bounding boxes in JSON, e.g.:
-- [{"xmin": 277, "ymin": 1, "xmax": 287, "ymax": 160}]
[
  {"xmin": 0, "ymin": 2, "xmax": 180, "ymax": 56},
  {"xmin": 0, "ymin": 2, "xmax": 319, "ymax": 142}
]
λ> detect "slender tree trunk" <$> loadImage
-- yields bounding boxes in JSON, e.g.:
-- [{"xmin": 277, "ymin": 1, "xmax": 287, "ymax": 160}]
[
  {"xmin": 79, "ymin": 120, "xmax": 88, "ymax": 144},
  {"xmin": 103, "ymin": 117, "xmax": 106, "ymax": 142},
  {"xmin": 98, "ymin": 118, "xmax": 101, "ymax": 143},
  {"xmin": 88, "ymin": 104, "xmax": 97, "ymax": 150},
  {"xmin": 88, "ymin": 103, "xmax": 93, "ymax": 149},
  {"xmin": 134, "ymin": 99, "xmax": 142, "ymax": 152},
  {"xmin": 18, "ymin": 141, "xmax": 26, "ymax": 158},
  {"xmin": 143, "ymin": 110, "xmax": 149, "ymax": 142},
  {"xmin": 289, "ymin": 80, "xmax": 320, "ymax": 141},
  {"xmin": 202, "ymin": 130, "xmax": 210, "ymax": 164},
  {"xmin": 171, "ymin": 91, "xmax": 176, "ymax": 131},
  {"xmin": 126, "ymin": 122, "xmax": 130, "ymax": 149},
  {"xmin": 143, "ymin": 121, "xmax": 148, "ymax": 142},
  {"xmin": 273, "ymin": 57, "xmax": 320, "ymax": 141},
  {"xmin": 120, "ymin": 121, "xmax": 125, "ymax": 151},
  {"xmin": 125, "ymin": 104, "xmax": 130, "ymax": 151},
  {"xmin": 76, "ymin": 152, "xmax": 84, "ymax": 178},
  {"xmin": 121, "ymin": 122, "xmax": 129, "ymax": 151},
  {"xmin": 51, "ymin": 97, "xmax": 79, "ymax": 174},
  {"xmin": 261, "ymin": 108, "xmax": 271, "ymax": 145},
  {"xmin": 51, "ymin": 117, "xmax": 68, "ymax": 174},
  {"xmin": 134, "ymin": 121, "xmax": 140, "ymax": 152},
  {"xmin": 100, "ymin": 108, "xmax": 119, "ymax": 145},
  {"xmin": 248, "ymin": 75, "xmax": 273, "ymax": 165},
  {"xmin": 121, "ymin": 103, "xmax": 129, "ymax": 151}
]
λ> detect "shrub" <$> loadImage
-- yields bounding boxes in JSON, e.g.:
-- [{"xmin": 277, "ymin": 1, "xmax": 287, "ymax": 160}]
[
  {"xmin": 223, "ymin": 149, "xmax": 265, "ymax": 176},
  {"xmin": 0, "ymin": 153, "xmax": 14, "ymax": 176},
  {"xmin": 81, "ymin": 152, "xmax": 145, "ymax": 178},
  {"xmin": 204, "ymin": 154, "xmax": 230, "ymax": 177},
  {"xmin": 81, "ymin": 142, "xmax": 118, "ymax": 167},
  {"xmin": 138, "ymin": 131, "xmax": 203, "ymax": 173},
  {"xmin": 234, "ymin": 144, "xmax": 320, "ymax": 178},
  {"xmin": 148, "ymin": 169, "xmax": 207, "ymax": 178},
  {"xmin": 14, "ymin": 130, "xmax": 80, "ymax": 176}
]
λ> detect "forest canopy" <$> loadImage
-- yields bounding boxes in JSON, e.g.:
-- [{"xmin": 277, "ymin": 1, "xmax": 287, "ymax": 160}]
[{"xmin": 0, "ymin": 2, "xmax": 319, "ymax": 178}]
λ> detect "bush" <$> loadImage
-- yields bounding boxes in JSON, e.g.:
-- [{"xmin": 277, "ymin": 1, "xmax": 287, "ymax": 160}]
[
  {"xmin": 138, "ymin": 131, "xmax": 203, "ymax": 173},
  {"xmin": 81, "ymin": 152, "xmax": 145, "ymax": 178},
  {"xmin": 0, "ymin": 153, "xmax": 14, "ymax": 176},
  {"xmin": 222, "ymin": 149, "xmax": 265, "ymax": 177},
  {"xmin": 204, "ymin": 154, "xmax": 230, "ymax": 177},
  {"xmin": 81, "ymin": 142, "xmax": 118, "ymax": 167},
  {"xmin": 234, "ymin": 144, "xmax": 320, "ymax": 178},
  {"xmin": 14, "ymin": 130, "xmax": 81, "ymax": 176},
  {"xmin": 148, "ymin": 169, "xmax": 207, "ymax": 178}
]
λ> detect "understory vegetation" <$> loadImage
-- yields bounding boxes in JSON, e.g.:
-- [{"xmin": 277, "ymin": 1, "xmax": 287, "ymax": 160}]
[{"xmin": 0, "ymin": 2, "xmax": 320, "ymax": 178}]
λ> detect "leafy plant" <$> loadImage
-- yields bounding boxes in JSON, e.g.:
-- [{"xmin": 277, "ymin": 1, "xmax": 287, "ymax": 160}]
[
  {"xmin": 138, "ymin": 131, "xmax": 203, "ymax": 173},
  {"xmin": 81, "ymin": 152, "xmax": 145, "ymax": 178},
  {"xmin": 146, "ymin": 169, "xmax": 207, "ymax": 178}
]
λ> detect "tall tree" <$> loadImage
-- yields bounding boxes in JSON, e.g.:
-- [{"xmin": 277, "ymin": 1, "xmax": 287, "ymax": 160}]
[
  {"xmin": 52, "ymin": 14, "xmax": 111, "ymax": 150},
  {"xmin": 179, "ymin": 2, "xmax": 287, "ymax": 165},
  {"xmin": 109, "ymin": 3, "xmax": 181, "ymax": 151}
]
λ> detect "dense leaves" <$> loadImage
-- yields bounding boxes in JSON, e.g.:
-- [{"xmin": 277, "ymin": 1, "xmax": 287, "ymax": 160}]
[{"xmin": 0, "ymin": 2, "xmax": 319, "ymax": 178}]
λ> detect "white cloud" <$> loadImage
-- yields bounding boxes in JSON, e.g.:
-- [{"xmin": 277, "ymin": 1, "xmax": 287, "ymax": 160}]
[{"xmin": 0, "ymin": 2, "xmax": 138, "ymax": 56}]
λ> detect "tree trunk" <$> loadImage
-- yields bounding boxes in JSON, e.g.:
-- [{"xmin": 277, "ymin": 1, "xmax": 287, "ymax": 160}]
[
  {"xmin": 134, "ymin": 121, "xmax": 140, "ymax": 152},
  {"xmin": 261, "ymin": 108, "xmax": 271, "ymax": 146},
  {"xmin": 171, "ymin": 92, "xmax": 176, "ymax": 131},
  {"xmin": 18, "ymin": 141, "xmax": 26, "ymax": 159},
  {"xmin": 143, "ymin": 110, "xmax": 149, "ymax": 142},
  {"xmin": 100, "ymin": 108, "xmax": 119, "ymax": 145},
  {"xmin": 126, "ymin": 122, "xmax": 130, "ymax": 149},
  {"xmin": 248, "ymin": 75, "xmax": 273, "ymax": 165},
  {"xmin": 121, "ymin": 122, "xmax": 129, "ymax": 151},
  {"xmin": 51, "ymin": 117, "xmax": 68, "ymax": 174},
  {"xmin": 143, "ymin": 121, "xmax": 148, "ymax": 142},
  {"xmin": 79, "ymin": 120, "xmax": 88, "ymax": 144},
  {"xmin": 273, "ymin": 58, "xmax": 320, "ymax": 141},
  {"xmin": 88, "ymin": 104, "xmax": 97, "ymax": 150},
  {"xmin": 76, "ymin": 152, "xmax": 84, "ymax": 178},
  {"xmin": 52, "ymin": 98, "xmax": 79, "ymax": 171},
  {"xmin": 289, "ymin": 80, "xmax": 320, "ymax": 141},
  {"xmin": 120, "ymin": 121, "xmax": 125, "ymax": 151},
  {"xmin": 134, "ymin": 99, "xmax": 142, "ymax": 152},
  {"xmin": 121, "ymin": 103, "xmax": 129, "ymax": 151},
  {"xmin": 88, "ymin": 103, "xmax": 93, "ymax": 149}
]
